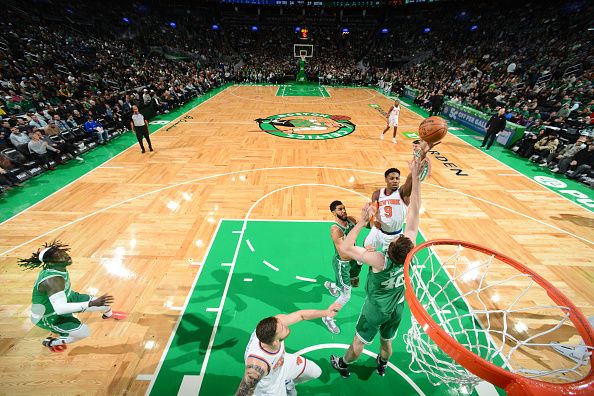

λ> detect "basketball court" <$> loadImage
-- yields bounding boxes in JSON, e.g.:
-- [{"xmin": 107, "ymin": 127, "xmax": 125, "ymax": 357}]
[{"xmin": 0, "ymin": 84, "xmax": 592, "ymax": 395}]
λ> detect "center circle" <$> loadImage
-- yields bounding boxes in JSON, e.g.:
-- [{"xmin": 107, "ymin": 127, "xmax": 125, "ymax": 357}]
[{"xmin": 256, "ymin": 112, "xmax": 356, "ymax": 140}]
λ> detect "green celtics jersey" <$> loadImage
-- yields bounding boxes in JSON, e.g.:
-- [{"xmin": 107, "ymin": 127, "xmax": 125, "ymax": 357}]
[
  {"xmin": 332, "ymin": 220, "xmax": 355, "ymax": 257},
  {"xmin": 31, "ymin": 268, "xmax": 71, "ymax": 321},
  {"xmin": 365, "ymin": 253, "xmax": 405, "ymax": 315}
]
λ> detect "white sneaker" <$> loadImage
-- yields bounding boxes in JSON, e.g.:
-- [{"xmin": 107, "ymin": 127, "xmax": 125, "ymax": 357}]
[
  {"xmin": 324, "ymin": 281, "xmax": 339, "ymax": 297},
  {"xmin": 380, "ymin": 134, "xmax": 384, "ymax": 140},
  {"xmin": 392, "ymin": 138, "xmax": 397, "ymax": 144},
  {"xmin": 322, "ymin": 316, "xmax": 340, "ymax": 334},
  {"xmin": 552, "ymin": 342, "xmax": 590, "ymax": 364},
  {"xmin": 75, "ymin": 156, "xmax": 84, "ymax": 162}
]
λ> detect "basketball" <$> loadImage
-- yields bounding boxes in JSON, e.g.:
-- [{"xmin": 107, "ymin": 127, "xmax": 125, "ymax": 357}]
[{"xmin": 418, "ymin": 116, "xmax": 448, "ymax": 144}]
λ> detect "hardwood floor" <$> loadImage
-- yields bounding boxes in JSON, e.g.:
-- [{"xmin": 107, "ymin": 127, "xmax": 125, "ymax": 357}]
[{"xmin": 0, "ymin": 85, "xmax": 592, "ymax": 395}]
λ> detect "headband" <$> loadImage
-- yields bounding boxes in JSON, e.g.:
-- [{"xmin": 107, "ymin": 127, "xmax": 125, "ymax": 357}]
[{"xmin": 38, "ymin": 247, "xmax": 52, "ymax": 263}]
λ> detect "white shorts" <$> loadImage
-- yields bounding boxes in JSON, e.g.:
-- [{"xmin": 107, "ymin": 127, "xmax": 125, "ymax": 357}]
[
  {"xmin": 388, "ymin": 117, "xmax": 398, "ymax": 127},
  {"xmin": 254, "ymin": 353, "xmax": 321, "ymax": 396},
  {"xmin": 364, "ymin": 227, "xmax": 402, "ymax": 252}
]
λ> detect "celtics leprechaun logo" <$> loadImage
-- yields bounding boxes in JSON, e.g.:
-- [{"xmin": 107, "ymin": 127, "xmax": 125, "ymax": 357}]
[{"xmin": 255, "ymin": 112, "xmax": 355, "ymax": 140}]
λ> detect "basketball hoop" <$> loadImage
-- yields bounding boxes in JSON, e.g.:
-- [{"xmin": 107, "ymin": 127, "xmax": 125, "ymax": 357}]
[
  {"xmin": 293, "ymin": 44, "xmax": 313, "ymax": 61},
  {"xmin": 403, "ymin": 239, "xmax": 594, "ymax": 395}
]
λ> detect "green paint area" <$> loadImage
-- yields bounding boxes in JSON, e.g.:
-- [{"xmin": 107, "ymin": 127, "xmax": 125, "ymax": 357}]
[
  {"xmin": 378, "ymin": 90, "xmax": 594, "ymax": 211},
  {"xmin": 0, "ymin": 84, "xmax": 231, "ymax": 223},
  {"xmin": 150, "ymin": 220, "xmax": 506, "ymax": 396},
  {"xmin": 276, "ymin": 84, "xmax": 330, "ymax": 97}
]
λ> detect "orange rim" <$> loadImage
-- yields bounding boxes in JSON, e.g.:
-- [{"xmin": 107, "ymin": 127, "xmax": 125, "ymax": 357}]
[{"xmin": 403, "ymin": 239, "xmax": 594, "ymax": 395}]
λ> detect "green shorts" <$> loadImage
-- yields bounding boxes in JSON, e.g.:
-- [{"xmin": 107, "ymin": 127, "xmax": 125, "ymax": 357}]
[
  {"xmin": 35, "ymin": 292, "xmax": 91, "ymax": 336},
  {"xmin": 355, "ymin": 299, "xmax": 404, "ymax": 344},
  {"xmin": 332, "ymin": 255, "xmax": 362, "ymax": 289}
]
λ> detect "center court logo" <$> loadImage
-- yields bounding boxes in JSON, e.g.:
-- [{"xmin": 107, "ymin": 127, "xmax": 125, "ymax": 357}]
[{"xmin": 255, "ymin": 112, "xmax": 355, "ymax": 140}]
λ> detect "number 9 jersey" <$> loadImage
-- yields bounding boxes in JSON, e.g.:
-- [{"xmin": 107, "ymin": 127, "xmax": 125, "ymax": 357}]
[{"xmin": 364, "ymin": 188, "xmax": 407, "ymax": 251}]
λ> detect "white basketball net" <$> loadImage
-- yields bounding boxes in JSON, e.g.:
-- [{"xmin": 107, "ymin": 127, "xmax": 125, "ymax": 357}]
[{"xmin": 403, "ymin": 243, "xmax": 593, "ymax": 392}]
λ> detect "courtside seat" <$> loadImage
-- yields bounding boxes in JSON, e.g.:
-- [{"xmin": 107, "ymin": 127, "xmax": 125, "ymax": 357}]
[
  {"xmin": 1, "ymin": 148, "xmax": 39, "ymax": 170},
  {"xmin": 6, "ymin": 167, "xmax": 34, "ymax": 183}
]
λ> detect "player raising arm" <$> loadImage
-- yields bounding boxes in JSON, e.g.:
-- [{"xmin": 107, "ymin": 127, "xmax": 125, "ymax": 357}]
[
  {"xmin": 237, "ymin": 302, "xmax": 342, "ymax": 396},
  {"xmin": 322, "ymin": 200, "xmax": 362, "ymax": 334},
  {"xmin": 330, "ymin": 158, "xmax": 424, "ymax": 378}
]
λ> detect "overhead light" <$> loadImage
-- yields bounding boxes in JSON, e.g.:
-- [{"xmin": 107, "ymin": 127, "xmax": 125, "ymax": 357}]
[{"xmin": 514, "ymin": 322, "xmax": 528, "ymax": 333}]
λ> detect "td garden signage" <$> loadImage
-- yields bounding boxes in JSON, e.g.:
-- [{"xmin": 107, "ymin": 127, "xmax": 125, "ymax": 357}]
[{"xmin": 255, "ymin": 112, "xmax": 355, "ymax": 140}]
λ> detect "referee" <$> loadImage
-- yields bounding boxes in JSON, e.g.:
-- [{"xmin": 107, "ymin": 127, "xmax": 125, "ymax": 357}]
[{"xmin": 130, "ymin": 105, "xmax": 153, "ymax": 153}]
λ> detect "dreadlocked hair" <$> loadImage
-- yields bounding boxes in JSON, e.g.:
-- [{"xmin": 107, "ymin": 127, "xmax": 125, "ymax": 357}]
[{"xmin": 18, "ymin": 240, "xmax": 71, "ymax": 270}]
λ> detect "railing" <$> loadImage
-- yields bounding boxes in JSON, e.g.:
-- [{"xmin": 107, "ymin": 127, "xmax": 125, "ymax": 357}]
[
  {"xmin": 563, "ymin": 63, "xmax": 582, "ymax": 78},
  {"xmin": 535, "ymin": 72, "xmax": 552, "ymax": 87}
]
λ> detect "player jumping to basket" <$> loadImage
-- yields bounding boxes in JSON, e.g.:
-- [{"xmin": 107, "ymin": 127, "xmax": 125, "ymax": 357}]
[
  {"xmin": 330, "ymin": 157, "xmax": 424, "ymax": 378},
  {"xmin": 365, "ymin": 139, "xmax": 432, "ymax": 252},
  {"xmin": 380, "ymin": 99, "xmax": 400, "ymax": 144},
  {"xmin": 19, "ymin": 241, "xmax": 126, "ymax": 352},
  {"xmin": 322, "ymin": 200, "xmax": 362, "ymax": 335}
]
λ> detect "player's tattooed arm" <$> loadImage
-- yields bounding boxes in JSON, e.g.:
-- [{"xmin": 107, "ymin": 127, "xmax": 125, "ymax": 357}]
[{"xmin": 236, "ymin": 364, "xmax": 266, "ymax": 396}]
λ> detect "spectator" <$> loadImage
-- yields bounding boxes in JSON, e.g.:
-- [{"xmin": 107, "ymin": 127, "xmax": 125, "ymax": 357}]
[
  {"xmin": 0, "ymin": 128, "xmax": 8, "ymax": 150},
  {"xmin": 142, "ymin": 89, "xmax": 151, "ymax": 105},
  {"xmin": 9, "ymin": 127, "xmax": 31, "ymax": 154},
  {"xmin": 44, "ymin": 120, "xmax": 61, "ymax": 137},
  {"xmin": 529, "ymin": 133, "xmax": 560, "ymax": 164},
  {"xmin": 53, "ymin": 115, "xmax": 70, "ymax": 132},
  {"xmin": 84, "ymin": 116, "xmax": 108, "ymax": 145},
  {"xmin": 72, "ymin": 110, "xmax": 86, "ymax": 126},
  {"xmin": 29, "ymin": 115, "xmax": 48, "ymax": 129},
  {"xmin": 42, "ymin": 132, "xmax": 83, "ymax": 162},
  {"xmin": 27, "ymin": 131, "xmax": 61, "ymax": 170},
  {"xmin": 566, "ymin": 141, "xmax": 594, "ymax": 180},
  {"xmin": 557, "ymin": 104, "xmax": 571, "ymax": 119},
  {"xmin": 544, "ymin": 136, "xmax": 588, "ymax": 170}
]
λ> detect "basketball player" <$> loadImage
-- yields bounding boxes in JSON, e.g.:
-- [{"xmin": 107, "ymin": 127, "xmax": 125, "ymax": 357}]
[
  {"xmin": 381, "ymin": 99, "xmax": 400, "ymax": 143},
  {"xmin": 365, "ymin": 139, "xmax": 432, "ymax": 252},
  {"xmin": 330, "ymin": 158, "xmax": 424, "ymax": 378},
  {"xmin": 19, "ymin": 241, "xmax": 126, "ymax": 352},
  {"xmin": 322, "ymin": 200, "xmax": 362, "ymax": 335},
  {"xmin": 365, "ymin": 167, "xmax": 408, "ymax": 252},
  {"xmin": 236, "ymin": 302, "xmax": 342, "ymax": 396}
]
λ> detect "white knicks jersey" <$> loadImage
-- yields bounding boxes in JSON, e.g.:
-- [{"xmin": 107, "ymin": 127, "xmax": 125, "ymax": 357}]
[
  {"xmin": 244, "ymin": 331, "xmax": 287, "ymax": 395},
  {"xmin": 376, "ymin": 188, "xmax": 407, "ymax": 233},
  {"xmin": 389, "ymin": 106, "xmax": 400, "ymax": 120}
]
